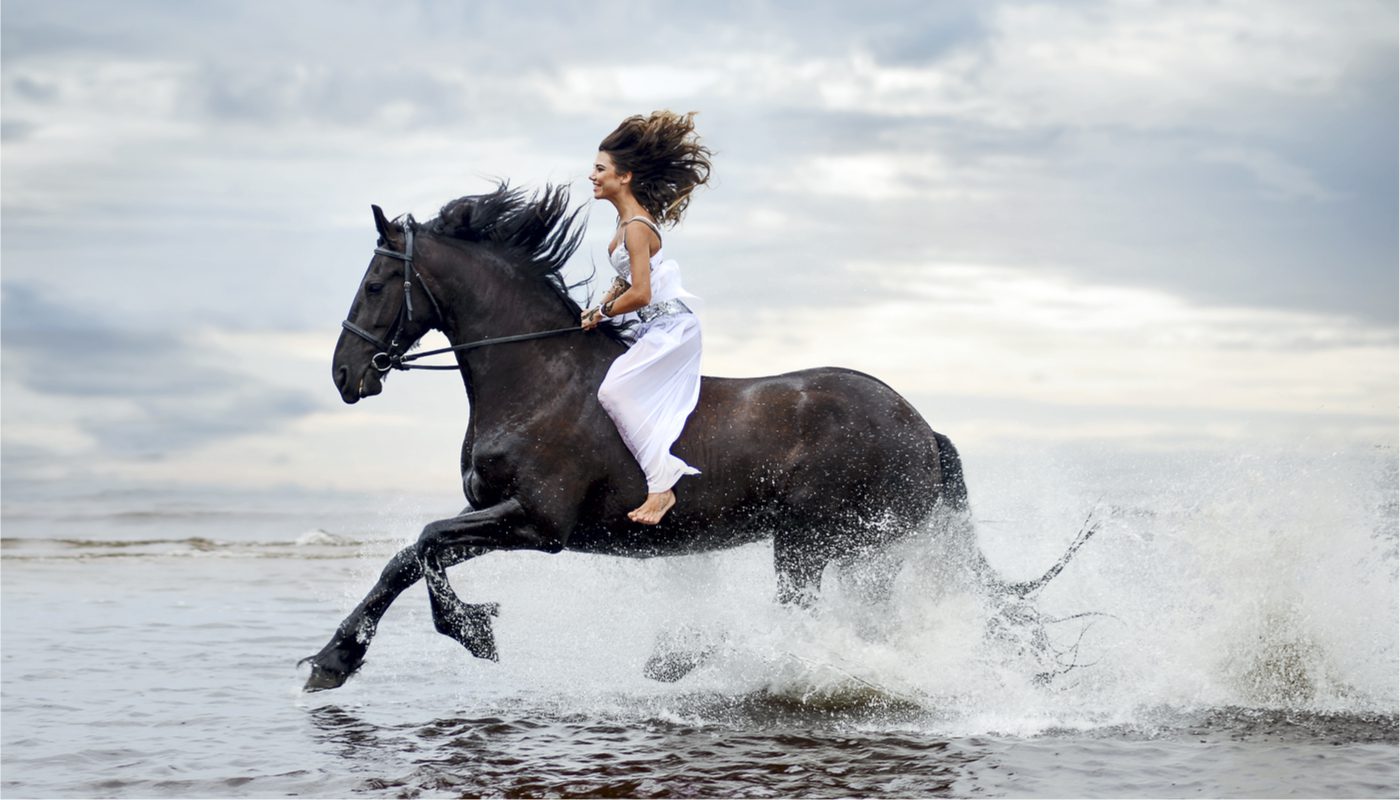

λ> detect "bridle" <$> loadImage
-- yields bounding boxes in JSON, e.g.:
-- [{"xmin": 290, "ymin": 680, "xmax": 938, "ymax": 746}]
[
  {"xmin": 340, "ymin": 214, "xmax": 443, "ymax": 371},
  {"xmin": 340, "ymin": 214, "xmax": 582, "ymax": 372}
]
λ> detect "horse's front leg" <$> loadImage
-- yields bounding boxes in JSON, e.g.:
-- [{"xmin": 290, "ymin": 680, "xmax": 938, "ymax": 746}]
[
  {"xmin": 416, "ymin": 497, "xmax": 561, "ymax": 660},
  {"xmin": 301, "ymin": 536, "xmax": 478, "ymax": 692}
]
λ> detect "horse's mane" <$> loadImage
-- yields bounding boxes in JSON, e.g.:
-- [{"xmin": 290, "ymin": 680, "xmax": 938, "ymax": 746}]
[
  {"xmin": 429, "ymin": 182, "xmax": 582, "ymax": 288},
  {"xmin": 424, "ymin": 183, "xmax": 629, "ymax": 344}
]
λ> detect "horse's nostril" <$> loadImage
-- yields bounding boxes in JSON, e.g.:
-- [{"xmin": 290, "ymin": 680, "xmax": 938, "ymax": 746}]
[{"xmin": 335, "ymin": 365, "xmax": 350, "ymax": 392}]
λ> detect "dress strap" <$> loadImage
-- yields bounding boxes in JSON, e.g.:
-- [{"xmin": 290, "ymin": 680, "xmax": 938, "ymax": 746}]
[{"xmin": 620, "ymin": 216, "xmax": 663, "ymax": 246}]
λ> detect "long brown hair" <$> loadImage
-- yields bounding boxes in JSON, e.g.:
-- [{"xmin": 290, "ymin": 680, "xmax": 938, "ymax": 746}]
[{"xmin": 598, "ymin": 110, "xmax": 713, "ymax": 226}]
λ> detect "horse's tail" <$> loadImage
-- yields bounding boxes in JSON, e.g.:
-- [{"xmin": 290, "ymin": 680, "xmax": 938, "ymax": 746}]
[
  {"xmin": 930, "ymin": 429, "xmax": 1095, "ymax": 599},
  {"xmin": 933, "ymin": 431, "xmax": 969, "ymax": 512},
  {"xmin": 1003, "ymin": 513, "xmax": 1100, "ymax": 598}
]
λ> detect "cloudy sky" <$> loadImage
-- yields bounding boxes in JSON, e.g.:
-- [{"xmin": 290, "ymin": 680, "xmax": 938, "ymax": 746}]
[{"xmin": 2, "ymin": 0, "xmax": 1396, "ymax": 502}]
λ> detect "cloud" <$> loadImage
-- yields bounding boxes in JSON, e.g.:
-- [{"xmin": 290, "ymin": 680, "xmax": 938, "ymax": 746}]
[
  {"xmin": 0, "ymin": 0, "xmax": 1394, "ymax": 500},
  {"xmin": 700, "ymin": 260, "xmax": 1398, "ymax": 448},
  {"xmin": 1196, "ymin": 147, "xmax": 1338, "ymax": 203},
  {"xmin": 1, "ymin": 284, "xmax": 319, "ymax": 461}
]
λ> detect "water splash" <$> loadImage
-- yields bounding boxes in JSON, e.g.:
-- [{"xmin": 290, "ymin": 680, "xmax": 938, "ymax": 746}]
[{"xmin": 382, "ymin": 446, "xmax": 1399, "ymax": 736}]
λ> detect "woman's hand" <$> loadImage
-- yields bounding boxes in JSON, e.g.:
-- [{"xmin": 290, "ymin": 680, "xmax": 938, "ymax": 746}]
[{"xmin": 581, "ymin": 306, "xmax": 603, "ymax": 331}]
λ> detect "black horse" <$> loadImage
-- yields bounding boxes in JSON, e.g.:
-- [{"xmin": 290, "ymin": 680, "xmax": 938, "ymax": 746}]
[{"xmin": 302, "ymin": 184, "xmax": 1091, "ymax": 691}]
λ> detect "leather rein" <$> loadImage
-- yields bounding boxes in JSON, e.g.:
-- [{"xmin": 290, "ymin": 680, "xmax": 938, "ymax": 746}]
[{"xmin": 340, "ymin": 215, "xmax": 582, "ymax": 372}]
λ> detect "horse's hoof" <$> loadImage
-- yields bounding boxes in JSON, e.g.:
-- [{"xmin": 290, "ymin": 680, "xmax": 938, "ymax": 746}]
[
  {"xmin": 643, "ymin": 626, "xmax": 718, "ymax": 682},
  {"xmin": 644, "ymin": 650, "xmax": 710, "ymax": 683},
  {"xmin": 299, "ymin": 655, "xmax": 354, "ymax": 692},
  {"xmin": 461, "ymin": 603, "xmax": 500, "ymax": 662}
]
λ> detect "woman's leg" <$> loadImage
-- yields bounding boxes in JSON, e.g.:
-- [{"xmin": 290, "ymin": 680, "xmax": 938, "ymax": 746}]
[
  {"xmin": 628, "ymin": 489, "xmax": 676, "ymax": 524},
  {"xmin": 597, "ymin": 317, "xmax": 702, "ymax": 524}
]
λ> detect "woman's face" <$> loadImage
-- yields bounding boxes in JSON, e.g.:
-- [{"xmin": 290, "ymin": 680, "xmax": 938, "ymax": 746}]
[{"xmin": 591, "ymin": 151, "xmax": 630, "ymax": 201}]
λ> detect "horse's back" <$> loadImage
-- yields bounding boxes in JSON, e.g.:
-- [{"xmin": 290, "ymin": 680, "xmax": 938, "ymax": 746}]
[
  {"xmin": 678, "ymin": 367, "xmax": 947, "ymax": 520},
  {"xmin": 566, "ymin": 366, "xmax": 956, "ymax": 557},
  {"xmin": 694, "ymin": 366, "xmax": 934, "ymax": 446}
]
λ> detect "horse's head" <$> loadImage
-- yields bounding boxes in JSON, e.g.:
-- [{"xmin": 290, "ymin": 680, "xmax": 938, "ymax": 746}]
[
  {"xmin": 332, "ymin": 205, "xmax": 443, "ymax": 404},
  {"xmin": 333, "ymin": 185, "xmax": 608, "ymax": 403}
]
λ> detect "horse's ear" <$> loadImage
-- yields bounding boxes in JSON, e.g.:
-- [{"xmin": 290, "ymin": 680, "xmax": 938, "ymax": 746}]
[{"xmin": 371, "ymin": 204, "xmax": 391, "ymax": 238}]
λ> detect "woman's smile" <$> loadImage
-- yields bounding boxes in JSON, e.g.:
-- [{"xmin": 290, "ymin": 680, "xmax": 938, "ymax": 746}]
[{"xmin": 591, "ymin": 151, "xmax": 628, "ymax": 201}]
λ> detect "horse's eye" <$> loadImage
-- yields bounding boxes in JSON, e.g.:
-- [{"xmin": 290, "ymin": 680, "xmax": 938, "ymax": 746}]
[{"xmin": 367, "ymin": 282, "xmax": 385, "ymax": 294}]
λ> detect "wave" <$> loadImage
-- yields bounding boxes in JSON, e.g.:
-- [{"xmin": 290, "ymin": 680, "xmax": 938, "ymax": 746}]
[{"xmin": 0, "ymin": 530, "xmax": 400, "ymax": 560}]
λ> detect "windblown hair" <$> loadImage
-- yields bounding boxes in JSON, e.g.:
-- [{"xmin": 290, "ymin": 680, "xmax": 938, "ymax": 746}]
[{"xmin": 599, "ymin": 110, "xmax": 713, "ymax": 226}]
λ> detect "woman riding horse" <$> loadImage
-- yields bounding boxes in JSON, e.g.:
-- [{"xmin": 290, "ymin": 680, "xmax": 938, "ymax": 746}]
[
  {"xmin": 581, "ymin": 111, "xmax": 712, "ymax": 525},
  {"xmin": 303, "ymin": 119, "xmax": 1095, "ymax": 691}
]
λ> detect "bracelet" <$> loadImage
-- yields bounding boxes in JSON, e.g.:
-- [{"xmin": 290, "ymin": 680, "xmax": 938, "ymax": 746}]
[{"xmin": 600, "ymin": 300, "xmax": 615, "ymax": 318}]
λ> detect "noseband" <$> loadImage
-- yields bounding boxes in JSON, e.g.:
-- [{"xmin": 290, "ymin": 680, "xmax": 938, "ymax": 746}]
[{"xmin": 341, "ymin": 215, "xmax": 582, "ymax": 372}]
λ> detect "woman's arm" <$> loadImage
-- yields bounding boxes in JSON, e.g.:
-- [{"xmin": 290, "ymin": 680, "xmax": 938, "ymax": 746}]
[
  {"xmin": 581, "ymin": 222, "xmax": 659, "ymax": 329},
  {"xmin": 601, "ymin": 222, "xmax": 658, "ymax": 316}
]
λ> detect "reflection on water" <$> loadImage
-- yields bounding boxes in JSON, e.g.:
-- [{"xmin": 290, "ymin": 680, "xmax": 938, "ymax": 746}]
[
  {"xmin": 301, "ymin": 698, "xmax": 1398, "ymax": 798},
  {"xmin": 305, "ymin": 700, "xmax": 979, "ymax": 798}
]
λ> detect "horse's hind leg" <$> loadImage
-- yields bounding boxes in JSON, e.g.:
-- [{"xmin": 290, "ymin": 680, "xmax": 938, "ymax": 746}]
[
  {"xmin": 774, "ymin": 529, "xmax": 828, "ymax": 607},
  {"xmin": 643, "ymin": 538, "xmax": 813, "ymax": 685},
  {"xmin": 643, "ymin": 531, "xmax": 830, "ymax": 685},
  {"xmin": 301, "ymin": 540, "xmax": 479, "ymax": 691}
]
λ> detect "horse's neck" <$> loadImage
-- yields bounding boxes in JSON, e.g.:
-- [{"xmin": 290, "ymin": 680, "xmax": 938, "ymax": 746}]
[
  {"xmin": 462, "ymin": 337, "xmax": 622, "ymax": 436},
  {"xmin": 464, "ymin": 336, "xmax": 618, "ymax": 397},
  {"xmin": 425, "ymin": 248, "xmax": 621, "ymax": 422}
]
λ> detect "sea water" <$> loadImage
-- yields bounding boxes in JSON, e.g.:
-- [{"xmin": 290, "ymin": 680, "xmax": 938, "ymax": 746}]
[{"xmin": 2, "ymin": 447, "xmax": 1396, "ymax": 797}]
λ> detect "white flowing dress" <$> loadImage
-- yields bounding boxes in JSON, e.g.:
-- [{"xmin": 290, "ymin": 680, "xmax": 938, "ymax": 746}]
[{"xmin": 597, "ymin": 220, "xmax": 703, "ymax": 494}]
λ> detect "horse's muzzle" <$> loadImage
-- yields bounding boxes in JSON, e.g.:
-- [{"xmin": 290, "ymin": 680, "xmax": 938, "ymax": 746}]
[{"xmin": 333, "ymin": 363, "xmax": 382, "ymax": 404}]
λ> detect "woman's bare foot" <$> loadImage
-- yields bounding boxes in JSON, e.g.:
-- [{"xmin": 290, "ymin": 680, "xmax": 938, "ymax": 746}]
[{"xmin": 628, "ymin": 490, "xmax": 676, "ymax": 525}]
